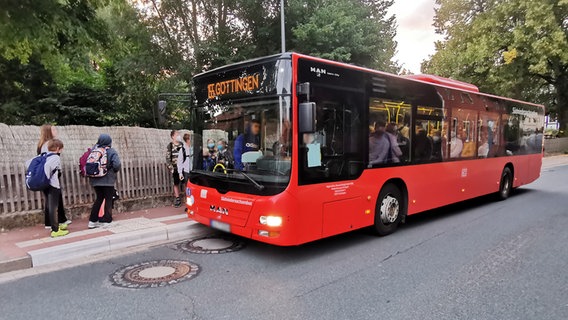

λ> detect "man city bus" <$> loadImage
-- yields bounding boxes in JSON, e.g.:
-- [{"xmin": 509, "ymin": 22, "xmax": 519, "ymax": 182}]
[{"xmin": 185, "ymin": 53, "xmax": 544, "ymax": 246}]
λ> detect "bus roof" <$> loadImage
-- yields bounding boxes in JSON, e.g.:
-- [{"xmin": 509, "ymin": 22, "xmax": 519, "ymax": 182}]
[
  {"xmin": 292, "ymin": 53, "xmax": 544, "ymax": 109},
  {"xmin": 404, "ymin": 74, "xmax": 480, "ymax": 93},
  {"xmin": 193, "ymin": 52, "xmax": 544, "ymax": 109},
  {"xmin": 193, "ymin": 53, "xmax": 291, "ymax": 79}
]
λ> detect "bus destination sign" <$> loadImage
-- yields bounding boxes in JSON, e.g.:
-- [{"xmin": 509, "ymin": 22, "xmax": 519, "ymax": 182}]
[{"xmin": 207, "ymin": 74, "xmax": 260, "ymax": 99}]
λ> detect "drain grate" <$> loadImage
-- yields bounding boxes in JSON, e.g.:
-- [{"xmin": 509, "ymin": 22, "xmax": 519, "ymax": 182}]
[
  {"xmin": 110, "ymin": 260, "xmax": 199, "ymax": 289},
  {"xmin": 176, "ymin": 234, "xmax": 246, "ymax": 254}
]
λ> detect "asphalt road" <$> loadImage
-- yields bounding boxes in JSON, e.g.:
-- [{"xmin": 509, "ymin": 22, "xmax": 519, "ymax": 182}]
[{"xmin": 1, "ymin": 165, "xmax": 567, "ymax": 320}]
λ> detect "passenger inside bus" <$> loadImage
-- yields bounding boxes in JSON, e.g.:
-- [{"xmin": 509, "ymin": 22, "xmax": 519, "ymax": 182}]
[
  {"xmin": 478, "ymin": 127, "xmax": 490, "ymax": 157},
  {"xmin": 202, "ymin": 138, "xmax": 216, "ymax": 170},
  {"xmin": 385, "ymin": 123, "xmax": 403, "ymax": 163},
  {"xmin": 461, "ymin": 123, "xmax": 476, "ymax": 157},
  {"xmin": 450, "ymin": 128, "xmax": 463, "ymax": 158},
  {"xmin": 216, "ymin": 139, "xmax": 234, "ymax": 168},
  {"xmin": 430, "ymin": 128, "xmax": 443, "ymax": 160},
  {"xmin": 369, "ymin": 119, "xmax": 393, "ymax": 165},
  {"xmin": 399, "ymin": 114, "xmax": 410, "ymax": 139},
  {"xmin": 413, "ymin": 124, "xmax": 432, "ymax": 162},
  {"xmin": 441, "ymin": 122, "xmax": 449, "ymax": 159}
]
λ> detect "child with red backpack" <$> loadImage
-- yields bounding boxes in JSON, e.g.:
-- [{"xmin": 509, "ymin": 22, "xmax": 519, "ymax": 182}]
[{"xmin": 85, "ymin": 134, "xmax": 121, "ymax": 229}]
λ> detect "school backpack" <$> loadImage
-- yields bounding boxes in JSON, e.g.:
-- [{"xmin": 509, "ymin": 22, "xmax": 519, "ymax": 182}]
[
  {"xmin": 85, "ymin": 146, "xmax": 109, "ymax": 177},
  {"xmin": 78, "ymin": 147, "xmax": 92, "ymax": 177},
  {"xmin": 25, "ymin": 153, "xmax": 56, "ymax": 191}
]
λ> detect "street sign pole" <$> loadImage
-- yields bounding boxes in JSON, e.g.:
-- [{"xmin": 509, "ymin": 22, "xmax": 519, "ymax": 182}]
[{"xmin": 281, "ymin": 0, "xmax": 285, "ymax": 53}]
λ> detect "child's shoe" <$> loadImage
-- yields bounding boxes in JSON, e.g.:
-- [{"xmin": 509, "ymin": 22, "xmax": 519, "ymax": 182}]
[
  {"xmin": 51, "ymin": 228, "xmax": 69, "ymax": 238},
  {"xmin": 174, "ymin": 197, "xmax": 181, "ymax": 208}
]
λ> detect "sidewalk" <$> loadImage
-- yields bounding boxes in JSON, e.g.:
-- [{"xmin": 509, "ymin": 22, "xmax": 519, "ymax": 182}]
[
  {"xmin": 0, "ymin": 206, "xmax": 205, "ymax": 275},
  {"xmin": 542, "ymin": 154, "xmax": 568, "ymax": 169}
]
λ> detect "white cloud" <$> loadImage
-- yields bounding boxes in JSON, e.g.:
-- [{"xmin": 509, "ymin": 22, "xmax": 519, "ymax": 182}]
[{"xmin": 389, "ymin": 0, "xmax": 443, "ymax": 74}]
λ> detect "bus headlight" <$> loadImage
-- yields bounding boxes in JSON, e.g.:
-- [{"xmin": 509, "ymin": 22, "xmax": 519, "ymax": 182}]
[
  {"xmin": 186, "ymin": 195, "xmax": 195, "ymax": 207},
  {"xmin": 259, "ymin": 216, "xmax": 282, "ymax": 227}
]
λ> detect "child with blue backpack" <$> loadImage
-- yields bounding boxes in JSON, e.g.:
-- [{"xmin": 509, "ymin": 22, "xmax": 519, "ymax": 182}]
[
  {"xmin": 41, "ymin": 139, "xmax": 69, "ymax": 238},
  {"xmin": 37, "ymin": 124, "xmax": 71, "ymax": 229}
]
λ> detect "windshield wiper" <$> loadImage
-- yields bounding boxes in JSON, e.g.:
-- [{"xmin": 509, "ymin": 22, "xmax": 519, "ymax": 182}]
[
  {"xmin": 237, "ymin": 171, "xmax": 265, "ymax": 191},
  {"xmin": 190, "ymin": 169, "xmax": 265, "ymax": 191}
]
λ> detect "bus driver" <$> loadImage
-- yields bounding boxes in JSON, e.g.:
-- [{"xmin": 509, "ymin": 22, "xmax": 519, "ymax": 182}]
[{"xmin": 234, "ymin": 119, "xmax": 261, "ymax": 170}]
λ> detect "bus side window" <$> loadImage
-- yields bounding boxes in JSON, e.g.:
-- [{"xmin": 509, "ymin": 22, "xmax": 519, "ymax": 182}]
[
  {"xmin": 450, "ymin": 117, "xmax": 462, "ymax": 158},
  {"xmin": 414, "ymin": 105, "xmax": 444, "ymax": 162},
  {"xmin": 369, "ymin": 98, "xmax": 411, "ymax": 164}
]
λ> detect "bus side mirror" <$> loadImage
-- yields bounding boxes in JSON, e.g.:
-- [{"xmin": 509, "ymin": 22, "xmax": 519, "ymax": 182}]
[{"xmin": 299, "ymin": 102, "xmax": 316, "ymax": 133}]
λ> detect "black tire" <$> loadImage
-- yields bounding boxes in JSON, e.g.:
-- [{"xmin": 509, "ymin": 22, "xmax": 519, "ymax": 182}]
[
  {"xmin": 373, "ymin": 183, "xmax": 405, "ymax": 236},
  {"xmin": 498, "ymin": 167, "xmax": 513, "ymax": 201}
]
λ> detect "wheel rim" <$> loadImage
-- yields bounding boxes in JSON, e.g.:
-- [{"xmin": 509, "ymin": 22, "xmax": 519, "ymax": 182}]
[
  {"xmin": 502, "ymin": 174, "xmax": 511, "ymax": 197},
  {"xmin": 380, "ymin": 194, "xmax": 399, "ymax": 224}
]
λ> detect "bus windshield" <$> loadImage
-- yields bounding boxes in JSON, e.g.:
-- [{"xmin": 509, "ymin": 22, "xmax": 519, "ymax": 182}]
[{"xmin": 191, "ymin": 96, "xmax": 292, "ymax": 195}]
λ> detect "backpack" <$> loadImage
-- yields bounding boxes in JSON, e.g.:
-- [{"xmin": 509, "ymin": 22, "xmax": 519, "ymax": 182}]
[
  {"xmin": 78, "ymin": 147, "xmax": 92, "ymax": 177},
  {"xmin": 25, "ymin": 153, "xmax": 57, "ymax": 191},
  {"xmin": 85, "ymin": 146, "xmax": 109, "ymax": 177}
]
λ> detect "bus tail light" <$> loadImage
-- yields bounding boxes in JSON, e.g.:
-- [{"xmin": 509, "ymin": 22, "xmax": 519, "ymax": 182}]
[{"xmin": 259, "ymin": 216, "xmax": 282, "ymax": 227}]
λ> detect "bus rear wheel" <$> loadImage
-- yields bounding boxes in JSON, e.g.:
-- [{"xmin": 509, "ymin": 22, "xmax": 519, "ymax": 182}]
[
  {"xmin": 373, "ymin": 184, "xmax": 405, "ymax": 236},
  {"xmin": 498, "ymin": 167, "xmax": 513, "ymax": 201}
]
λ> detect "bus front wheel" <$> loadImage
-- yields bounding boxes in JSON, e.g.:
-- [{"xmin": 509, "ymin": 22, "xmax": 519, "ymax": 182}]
[
  {"xmin": 373, "ymin": 184, "xmax": 405, "ymax": 236},
  {"xmin": 498, "ymin": 167, "xmax": 513, "ymax": 200}
]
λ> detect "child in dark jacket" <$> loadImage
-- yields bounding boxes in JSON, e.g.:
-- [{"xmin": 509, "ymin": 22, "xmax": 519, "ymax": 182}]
[{"xmin": 88, "ymin": 134, "xmax": 121, "ymax": 229}]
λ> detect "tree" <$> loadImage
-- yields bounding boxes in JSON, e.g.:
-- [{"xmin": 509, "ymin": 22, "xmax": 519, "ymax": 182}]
[
  {"xmin": 423, "ymin": 0, "xmax": 568, "ymax": 132},
  {"xmin": 289, "ymin": 0, "xmax": 398, "ymax": 71},
  {"xmin": 0, "ymin": 0, "xmax": 188, "ymax": 127},
  {"xmin": 0, "ymin": 0, "xmax": 399, "ymax": 127},
  {"xmin": 139, "ymin": 0, "xmax": 398, "ymax": 72}
]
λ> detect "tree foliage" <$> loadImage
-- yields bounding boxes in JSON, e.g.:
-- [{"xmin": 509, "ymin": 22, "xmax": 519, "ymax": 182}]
[
  {"xmin": 0, "ymin": 0, "xmax": 398, "ymax": 127},
  {"xmin": 290, "ymin": 0, "xmax": 397, "ymax": 71},
  {"xmin": 423, "ymin": 0, "xmax": 568, "ymax": 131}
]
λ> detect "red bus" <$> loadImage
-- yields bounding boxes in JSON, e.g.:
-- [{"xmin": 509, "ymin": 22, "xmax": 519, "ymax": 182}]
[{"xmin": 185, "ymin": 53, "xmax": 544, "ymax": 246}]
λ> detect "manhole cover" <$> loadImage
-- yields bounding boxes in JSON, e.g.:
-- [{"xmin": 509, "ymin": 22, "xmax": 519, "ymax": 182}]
[
  {"xmin": 176, "ymin": 234, "xmax": 246, "ymax": 254},
  {"xmin": 110, "ymin": 260, "xmax": 199, "ymax": 289}
]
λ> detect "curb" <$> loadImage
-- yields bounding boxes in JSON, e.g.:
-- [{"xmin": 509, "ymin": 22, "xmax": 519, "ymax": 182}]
[
  {"xmin": 0, "ymin": 256, "xmax": 32, "ymax": 274},
  {"xmin": 22, "ymin": 221, "xmax": 203, "ymax": 268}
]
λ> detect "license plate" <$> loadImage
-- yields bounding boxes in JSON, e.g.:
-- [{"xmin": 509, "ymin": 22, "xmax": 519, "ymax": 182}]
[{"xmin": 210, "ymin": 220, "xmax": 231, "ymax": 232}]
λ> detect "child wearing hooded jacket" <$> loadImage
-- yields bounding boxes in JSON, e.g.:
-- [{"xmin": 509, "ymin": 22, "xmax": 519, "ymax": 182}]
[{"xmin": 88, "ymin": 134, "xmax": 121, "ymax": 229}]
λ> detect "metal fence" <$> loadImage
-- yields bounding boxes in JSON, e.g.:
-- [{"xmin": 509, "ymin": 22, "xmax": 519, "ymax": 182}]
[{"xmin": 0, "ymin": 124, "xmax": 177, "ymax": 218}]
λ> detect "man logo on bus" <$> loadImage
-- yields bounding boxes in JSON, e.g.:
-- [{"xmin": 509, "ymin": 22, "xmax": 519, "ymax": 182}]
[
  {"xmin": 310, "ymin": 67, "xmax": 327, "ymax": 77},
  {"xmin": 210, "ymin": 205, "xmax": 229, "ymax": 215}
]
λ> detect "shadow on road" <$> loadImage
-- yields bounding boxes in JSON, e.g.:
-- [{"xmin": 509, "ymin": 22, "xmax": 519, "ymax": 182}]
[
  {"xmin": 230, "ymin": 188, "xmax": 537, "ymax": 263},
  {"xmin": 402, "ymin": 188, "xmax": 532, "ymax": 229}
]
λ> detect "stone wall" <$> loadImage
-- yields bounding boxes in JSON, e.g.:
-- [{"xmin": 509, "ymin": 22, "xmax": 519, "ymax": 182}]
[{"xmin": 544, "ymin": 137, "xmax": 568, "ymax": 154}]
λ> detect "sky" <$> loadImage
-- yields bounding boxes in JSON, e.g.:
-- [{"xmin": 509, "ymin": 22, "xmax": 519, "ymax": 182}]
[{"xmin": 389, "ymin": 0, "xmax": 443, "ymax": 74}]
